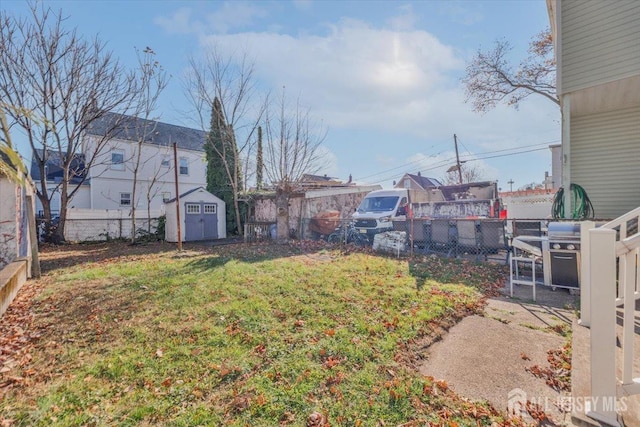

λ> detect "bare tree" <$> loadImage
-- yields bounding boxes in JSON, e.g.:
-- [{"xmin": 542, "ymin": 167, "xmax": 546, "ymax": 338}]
[
  {"xmin": 462, "ymin": 28, "xmax": 558, "ymax": 113},
  {"xmin": 0, "ymin": 3, "xmax": 137, "ymax": 242},
  {"xmin": 443, "ymin": 162, "xmax": 486, "ymax": 185},
  {"xmin": 128, "ymin": 47, "xmax": 169, "ymax": 243},
  {"xmin": 262, "ymin": 88, "xmax": 327, "ymax": 241},
  {"xmin": 183, "ymin": 47, "xmax": 266, "ymax": 235}
]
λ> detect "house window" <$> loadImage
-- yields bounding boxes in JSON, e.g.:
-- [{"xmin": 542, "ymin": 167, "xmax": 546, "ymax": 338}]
[
  {"xmin": 162, "ymin": 192, "xmax": 171, "ymax": 203},
  {"xmin": 186, "ymin": 203, "xmax": 200, "ymax": 214},
  {"xmin": 404, "ymin": 179, "xmax": 411, "ymax": 189},
  {"xmin": 203, "ymin": 204, "xmax": 216, "ymax": 214},
  {"xmin": 179, "ymin": 157, "xmax": 189, "ymax": 175},
  {"xmin": 111, "ymin": 150, "xmax": 125, "ymax": 170},
  {"xmin": 120, "ymin": 193, "xmax": 131, "ymax": 206},
  {"xmin": 161, "ymin": 156, "xmax": 170, "ymax": 168}
]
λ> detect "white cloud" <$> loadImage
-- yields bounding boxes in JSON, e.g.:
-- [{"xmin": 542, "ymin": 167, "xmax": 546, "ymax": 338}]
[
  {"xmin": 173, "ymin": 5, "xmax": 559, "ymax": 187},
  {"xmin": 155, "ymin": 2, "xmax": 266, "ymax": 35},
  {"xmin": 155, "ymin": 8, "xmax": 197, "ymax": 34},
  {"xmin": 387, "ymin": 4, "xmax": 419, "ymax": 31},
  {"xmin": 203, "ymin": 18, "xmax": 462, "ymax": 129}
]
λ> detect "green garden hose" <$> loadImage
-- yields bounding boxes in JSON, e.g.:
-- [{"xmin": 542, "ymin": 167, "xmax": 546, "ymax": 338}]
[{"xmin": 551, "ymin": 183, "xmax": 595, "ymax": 220}]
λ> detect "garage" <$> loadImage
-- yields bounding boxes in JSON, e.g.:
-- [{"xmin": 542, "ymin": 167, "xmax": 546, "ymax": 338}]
[{"xmin": 165, "ymin": 187, "xmax": 226, "ymax": 242}]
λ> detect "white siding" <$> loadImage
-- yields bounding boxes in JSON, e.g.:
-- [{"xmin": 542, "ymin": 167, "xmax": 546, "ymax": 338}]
[
  {"xmin": 571, "ymin": 106, "xmax": 640, "ymax": 219},
  {"xmin": 560, "ymin": 0, "xmax": 640, "ymax": 93},
  {"xmin": 85, "ymin": 135, "xmax": 207, "ymax": 210}
]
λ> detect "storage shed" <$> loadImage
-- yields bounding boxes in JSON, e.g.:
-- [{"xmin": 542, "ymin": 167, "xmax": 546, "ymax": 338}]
[{"xmin": 165, "ymin": 187, "xmax": 226, "ymax": 242}]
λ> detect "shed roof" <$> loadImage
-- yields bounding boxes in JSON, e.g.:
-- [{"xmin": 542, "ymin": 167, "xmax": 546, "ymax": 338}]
[{"xmin": 165, "ymin": 187, "xmax": 223, "ymax": 204}]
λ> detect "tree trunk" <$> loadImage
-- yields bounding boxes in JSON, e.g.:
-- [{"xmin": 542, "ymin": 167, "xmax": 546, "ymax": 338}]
[
  {"xmin": 233, "ymin": 196, "xmax": 243, "ymax": 238},
  {"xmin": 275, "ymin": 189, "xmax": 289, "ymax": 243},
  {"xmin": 54, "ymin": 178, "xmax": 68, "ymax": 244}
]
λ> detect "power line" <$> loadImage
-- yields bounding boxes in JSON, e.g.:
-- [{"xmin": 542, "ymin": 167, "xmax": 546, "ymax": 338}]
[{"xmin": 356, "ymin": 140, "xmax": 558, "ymax": 183}]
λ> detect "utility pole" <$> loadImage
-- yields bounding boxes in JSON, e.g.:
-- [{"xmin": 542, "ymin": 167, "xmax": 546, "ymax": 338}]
[
  {"xmin": 508, "ymin": 179, "xmax": 514, "ymax": 192},
  {"xmin": 453, "ymin": 134, "xmax": 463, "ymax": 185},
  {"xmin": 173, "ymin": 142, "xmax": 182, "ymax": 251}
]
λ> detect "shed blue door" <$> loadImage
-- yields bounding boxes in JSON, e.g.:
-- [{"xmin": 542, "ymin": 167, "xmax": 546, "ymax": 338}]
[
  {"xmin": 202, "ymin": 203, "xmax": 218, "ymax": 239},
  {"xmin": 184, "ymin": 202, "xmax": 218, "ymax": 240}
]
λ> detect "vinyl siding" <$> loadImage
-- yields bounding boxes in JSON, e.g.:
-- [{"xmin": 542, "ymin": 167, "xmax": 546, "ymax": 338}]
[
  {"xmin": 560, "ymin": 0, "xmax": 640, "ymax": 94},
  {"xmin": 570, "ymin": 106, "xmax": 640, "ymax": 219}
]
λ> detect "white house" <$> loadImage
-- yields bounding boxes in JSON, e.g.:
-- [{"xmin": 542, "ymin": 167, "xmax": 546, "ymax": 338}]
[
  {"xmin": 32, "ymin": 112, "xmax": 208, "ymax": 216},
  {"xmin": 547, "ymin": 0, "xmax": 640, "ymax": 219},
  {"xmin": 165, "ymin": 187, "xmax": 226, "ymax": 242}
]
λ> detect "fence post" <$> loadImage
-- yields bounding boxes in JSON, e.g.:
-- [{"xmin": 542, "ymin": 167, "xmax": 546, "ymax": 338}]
[
  {"xmin": 587, "ymin": 228, "xmax": 620, "ymax": 426},
  {"xmin": 579, "ymin": 221, "xmax": 595, "ymax": 327}
]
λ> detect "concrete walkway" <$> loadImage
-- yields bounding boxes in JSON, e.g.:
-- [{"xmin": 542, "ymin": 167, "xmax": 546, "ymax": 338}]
[{"xmin": 420, "ymin": 283, "xmax": 579, "ymax": 425}]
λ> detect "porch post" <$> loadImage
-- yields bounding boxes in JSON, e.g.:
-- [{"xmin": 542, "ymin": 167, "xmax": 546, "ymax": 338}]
[
  {"xmin": 561, "ymin": 94, "xmax": 571, "ymax": 218},
  {"xmin": 587, "ymin": 228, "xmax": 620, "ymax": 426},
  {"xmin": 579, "ymin": 221, "xmax": 595, "ymax": 327}
]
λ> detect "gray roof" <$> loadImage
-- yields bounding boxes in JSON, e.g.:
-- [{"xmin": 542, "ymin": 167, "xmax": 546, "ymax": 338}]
[
  {"xmin": 406, "ymin": 174, "xmax": 442, "ymax": 189},
  {"xmin": 86, "ymin": 112, "xmax": 206, "ymax": 152}
]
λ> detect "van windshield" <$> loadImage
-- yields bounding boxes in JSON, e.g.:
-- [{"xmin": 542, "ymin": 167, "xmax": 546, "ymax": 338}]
[{"xmin": 357, "ymin": 196, "xmax": 399, "ymax": 213}]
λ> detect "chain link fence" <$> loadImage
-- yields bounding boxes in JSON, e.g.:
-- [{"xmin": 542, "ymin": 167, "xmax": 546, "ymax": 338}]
[{"xmin": 296, "ymin": 217, "xmax": 556, "ymax": 263}]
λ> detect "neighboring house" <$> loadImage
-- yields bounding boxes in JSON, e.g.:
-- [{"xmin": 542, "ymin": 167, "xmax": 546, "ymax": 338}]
[
  {"xmin": 547, "ymin": 0, "xmax": 640, "ymax": 219},
  {"xmin": 394, "ymin": 173, "xmax": 442, "ymax": 191},
  {"xmin": 165, "ymin": 187, "xmax": 226, "ymax": 242},
  {"xmin": 31, "ymin": 112, "xmax": 208, "ymax": 215},
  {"xmin": 29, "ymin": 150, "xmax": 90, "ymax": 216}
]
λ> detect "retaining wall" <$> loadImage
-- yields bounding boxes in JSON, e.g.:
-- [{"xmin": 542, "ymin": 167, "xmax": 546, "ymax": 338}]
[{"xmin": 0, "ymin": 259, "xmax": 27, "ymax": 318}]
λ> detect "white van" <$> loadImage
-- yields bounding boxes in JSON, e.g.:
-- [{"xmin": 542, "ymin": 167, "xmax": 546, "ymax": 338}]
[{"xmin": 352, "ymin": 189, "xmax": 409, "ymax": 239}]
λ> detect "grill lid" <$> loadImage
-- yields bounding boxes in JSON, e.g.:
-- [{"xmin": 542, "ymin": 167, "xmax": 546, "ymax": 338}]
[{"xmin": 548, "ymin": 222, "xmax": 580, "ymax": 238}]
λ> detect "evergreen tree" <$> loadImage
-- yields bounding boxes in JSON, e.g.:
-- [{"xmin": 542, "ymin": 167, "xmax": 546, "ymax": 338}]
[{"xmin": 205, "ymin": 97, "xmax": 243, "ymax": 234}]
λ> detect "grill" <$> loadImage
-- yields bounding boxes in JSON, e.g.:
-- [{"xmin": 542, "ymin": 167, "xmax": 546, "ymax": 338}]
[
  {"xmin": 510, "ymin": 222, "xmax": 582, "ymax": 293},
  {"xmin": 544, "ymin": 222, "xmax": 581, "ymax": 289}
]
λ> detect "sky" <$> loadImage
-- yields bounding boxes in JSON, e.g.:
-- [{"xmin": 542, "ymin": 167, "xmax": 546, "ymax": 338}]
[{"xmin": 3, "ymin": 0, "xmax": 560, "ymax": 191}]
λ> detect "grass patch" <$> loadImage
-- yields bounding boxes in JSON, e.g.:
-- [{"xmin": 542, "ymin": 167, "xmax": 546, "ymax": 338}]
[{"xmin": 1, "ymin": 242, "xmax": 518, "ymax": 426}]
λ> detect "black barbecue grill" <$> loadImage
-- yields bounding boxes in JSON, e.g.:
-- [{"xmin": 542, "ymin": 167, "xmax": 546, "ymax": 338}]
[
  {"xmin": 510, "ymin": 221, "xmax": 582, "ymax": 295},
  {"xmin": 544, "ymin": 222, "xmax": 581, "ymax": 289}
]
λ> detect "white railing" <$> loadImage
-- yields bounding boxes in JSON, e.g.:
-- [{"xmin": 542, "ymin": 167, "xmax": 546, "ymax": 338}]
[{"xmin": 584, "ymin": 207, "xmax": 640, "ymax": 425}]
